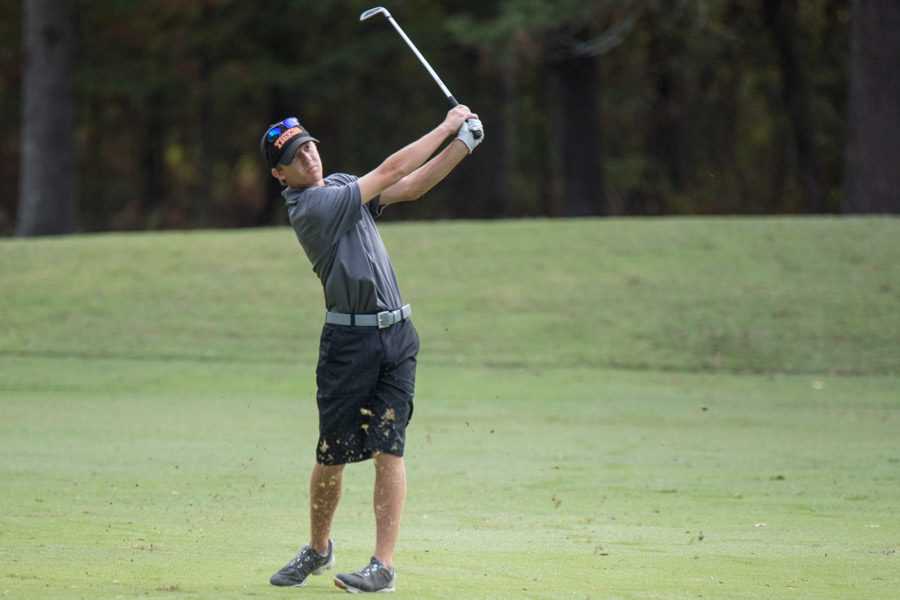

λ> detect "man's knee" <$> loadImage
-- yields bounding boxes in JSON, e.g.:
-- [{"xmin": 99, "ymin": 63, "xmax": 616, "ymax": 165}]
[
  {"xmin": 372, "ymin": 452, "xmax": 405, "ymax": 476},
  {"xmin": 312, "ymin": 462, "xmax": 345, "ymax": 484}
]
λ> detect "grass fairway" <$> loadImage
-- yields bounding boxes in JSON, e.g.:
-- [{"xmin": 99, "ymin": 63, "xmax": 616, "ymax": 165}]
[{"xmin": 1, "ymin": 217, "xmax": 898, "ymax": 599}]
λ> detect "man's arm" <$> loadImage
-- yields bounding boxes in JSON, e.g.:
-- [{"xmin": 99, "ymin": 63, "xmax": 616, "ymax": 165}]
[
  {"xmin": 379, "ymin": 140, "xmax": 469, "ymax": 205},
  {"xmin": 356, "ymin": 105, "xmax": 474, "ymax": 204}
]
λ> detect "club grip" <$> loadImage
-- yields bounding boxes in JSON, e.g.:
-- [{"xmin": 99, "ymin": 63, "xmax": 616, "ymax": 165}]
[{"xmin": 448, "ymin": 95, "xmax": 459, "ymax": 107}]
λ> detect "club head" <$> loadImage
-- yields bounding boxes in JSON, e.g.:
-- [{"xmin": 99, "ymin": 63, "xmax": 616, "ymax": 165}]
[{"xmin": 360, "ymin": 6, "xmax": 391, "ymax": 21}]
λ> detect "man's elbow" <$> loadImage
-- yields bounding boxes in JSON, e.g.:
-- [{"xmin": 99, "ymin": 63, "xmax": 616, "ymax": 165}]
[
  {"xmin": 383, "ymin": 180, "xmax": 421, "ymax": 204},
  {"xmin": 401, "ymin": 190, "xmax": 423, "ymax": 203},
  {"xmin": 378, "ymin": 156, "xmax": 409, "ymax": 187}
]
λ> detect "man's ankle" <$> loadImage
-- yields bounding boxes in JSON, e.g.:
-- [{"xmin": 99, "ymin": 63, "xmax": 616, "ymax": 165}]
[
  {"xmin": 373, "ymin": 553, "xmax": 393, "ymax": 571},
  {"xmin": 310, "ymin": 539, "xmax": 331, "ymax": 556}
]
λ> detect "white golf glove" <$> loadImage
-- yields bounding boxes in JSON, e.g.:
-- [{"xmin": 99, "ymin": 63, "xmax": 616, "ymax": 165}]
[{"xmin": 456, "ymin": 118, "xmax": 485, "ymax": 154}]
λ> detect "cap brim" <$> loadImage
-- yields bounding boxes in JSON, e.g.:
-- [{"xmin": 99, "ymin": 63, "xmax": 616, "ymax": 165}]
[{"xmin": 277, "ymin": 134, "xmax": 319, "ymax": 166}]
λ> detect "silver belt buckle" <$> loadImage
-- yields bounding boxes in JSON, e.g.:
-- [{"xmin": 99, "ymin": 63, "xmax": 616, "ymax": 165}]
[{"xmin": 376, "ymin": 310, "xmax": 392, "ymax": 329}]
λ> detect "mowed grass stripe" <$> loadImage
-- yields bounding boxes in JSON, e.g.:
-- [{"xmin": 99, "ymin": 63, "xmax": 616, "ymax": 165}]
[
  {"xmin": 1, "ymin": 364, "xmax": 897, "ymax": 598},
  {"xmin": 2, "ymin": 217, "xmax": 898, "ymax": 375}
]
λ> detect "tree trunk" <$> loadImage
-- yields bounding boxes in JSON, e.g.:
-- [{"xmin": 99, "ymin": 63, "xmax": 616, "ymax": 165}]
[
  {"xmin": 195, "ymin": 1, "xmax": 214, "ymax": 228},
  {"xmin": 762, "ymin": 0, "xmax": 828, "ymax": 213},
  {"xmin": 644, "ymin": 10, "xmax": 684, "ymax": 215},
  {"xmin": 143, "ymin": 93, "xmax": 165, "ymax": 220},
  {"xmin": 17, "ymin": 0, "xmax": 77, "ymax": 236},
  {"xmin": 843, "ymin": 0, "xmax": 900, "ymax": 213},
  {"xmin": 485, "ymin": 53, "xmax": 517, "ymax": 218},
  {"xmin": 196, "ymin": 57, "xmax": 213, "ymax": 228},
  {"xmin": 549, "ymin": 48, "xmax": 606, "ymax": 217}
]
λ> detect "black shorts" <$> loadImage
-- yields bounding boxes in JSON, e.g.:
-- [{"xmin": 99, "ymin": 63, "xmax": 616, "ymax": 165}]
[{"xmin": 314, "ymin": 319, "xmax": 419, "ymax": 465}]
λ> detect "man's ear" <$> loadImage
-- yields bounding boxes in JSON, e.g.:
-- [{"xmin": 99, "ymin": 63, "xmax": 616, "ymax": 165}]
[{"xmin": 271, "ymin": 167, "xmax": 285, "ymax": 185}]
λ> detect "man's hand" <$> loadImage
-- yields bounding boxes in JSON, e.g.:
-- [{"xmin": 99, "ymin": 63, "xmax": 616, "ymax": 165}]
[
  {"xmin": 455, "ymin": 119, "xmax": 485, "ymax": 154},
  {"xmin": 441, "ymin": 105, "xmax": 476, "ymax": 136}
]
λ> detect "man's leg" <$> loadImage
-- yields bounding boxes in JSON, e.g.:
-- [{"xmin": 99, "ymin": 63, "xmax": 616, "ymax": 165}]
[
  {"xmin": 373, "ymin": 452, "xmax": 406, "ymax": 569},
  {"xmin": 269, "ymin": 462, "xmax": 342, "ymax": 586},
  {"xmin": 310, "ymin": 462, "xmax": 344, "ymax": 554}
]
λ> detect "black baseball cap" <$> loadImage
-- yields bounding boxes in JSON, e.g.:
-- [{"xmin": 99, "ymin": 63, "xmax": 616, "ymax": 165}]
[{"xmin": 260, "ymin": 117, "xmax": 319, "ymax": 169}]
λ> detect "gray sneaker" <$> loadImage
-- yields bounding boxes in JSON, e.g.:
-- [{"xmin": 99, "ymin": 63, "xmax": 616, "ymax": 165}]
[
  {"xmin": 333, "ymin": 556, "xmax": 395, "ymax": 593},
  {"xmin": 269, "ymin": 539, "xmax": 334, "ymax": 587}
]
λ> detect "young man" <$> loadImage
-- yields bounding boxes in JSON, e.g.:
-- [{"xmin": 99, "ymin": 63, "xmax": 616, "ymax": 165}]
[{"xmin": 260, "ymin": 105, "xmax": 483, "ymax": 593}]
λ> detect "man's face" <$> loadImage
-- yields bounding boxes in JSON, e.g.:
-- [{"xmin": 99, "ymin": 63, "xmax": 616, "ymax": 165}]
[{"xmin": 273, "ymin": 141, "xmax": 323, "ymax": 188}]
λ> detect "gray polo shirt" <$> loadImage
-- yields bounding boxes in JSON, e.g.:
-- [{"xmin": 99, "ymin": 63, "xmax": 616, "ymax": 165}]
[{"xmin": 283, "ymin": 173, "xmax": 403, "ymax": 314}]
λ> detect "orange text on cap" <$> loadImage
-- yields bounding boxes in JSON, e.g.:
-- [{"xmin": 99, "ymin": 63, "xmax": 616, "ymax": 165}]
[{"xmin": 274, "ymin": 127, "xmax": 303, "ymax": 149}]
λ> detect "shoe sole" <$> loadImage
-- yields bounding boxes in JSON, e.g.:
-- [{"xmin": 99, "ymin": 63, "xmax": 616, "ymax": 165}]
[{"xmin": 333, "ymin": 578, "xmax": 395, "ymax": 593}]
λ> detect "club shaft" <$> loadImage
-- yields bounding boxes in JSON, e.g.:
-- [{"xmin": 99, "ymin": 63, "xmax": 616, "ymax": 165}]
[{"xmin": 385, "ymin": 16, "xmax": 457, "ymax": 106}]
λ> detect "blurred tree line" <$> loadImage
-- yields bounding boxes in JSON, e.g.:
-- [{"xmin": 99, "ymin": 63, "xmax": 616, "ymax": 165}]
[{"xmin": 2, "ymin": 0, "xmax": 898, "ymax": 235}]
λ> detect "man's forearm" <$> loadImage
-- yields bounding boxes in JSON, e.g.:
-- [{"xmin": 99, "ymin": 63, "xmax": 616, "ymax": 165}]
[
  {"xmin": 381, "ymin": 141, "xmax": 469, "ymax": 204},
  {"xmin": 357, "ymin": 123, "xmax": 456, "ymax": 203},
  {"xmin": 381, "ymin": 123, "xmax": 456, "ymax": 181},
  {"xmin": 357, "ymin": 105, "xmax": 474, "ymax": 203}
]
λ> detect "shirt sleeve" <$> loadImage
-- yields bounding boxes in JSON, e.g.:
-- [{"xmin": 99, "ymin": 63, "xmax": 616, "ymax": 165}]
[
  {"xmin": 368, "ymin": 196, "xmax": 385, "ymax": 219},
  {"xmin": 300, "ymin": 180, "xmax": 364, "ymax": 246}
]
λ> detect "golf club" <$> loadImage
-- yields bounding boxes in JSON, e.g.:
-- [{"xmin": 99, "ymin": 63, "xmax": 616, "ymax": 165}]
[
  {"xmin": 360, "ymin": 6, "xmax": 458, "ymax": 106},
  {"xmin": 360, "ymin": 6, "xmax": 482, "ymax": 140}
]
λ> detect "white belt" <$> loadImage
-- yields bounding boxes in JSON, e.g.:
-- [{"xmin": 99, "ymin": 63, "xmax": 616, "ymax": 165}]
[{"xmin": 325, "ymin": 304, "xmax": 412, "ymax": 328}]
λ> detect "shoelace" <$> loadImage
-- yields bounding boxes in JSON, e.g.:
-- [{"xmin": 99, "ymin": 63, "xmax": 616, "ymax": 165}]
[
  {"xmin": 360, "ymin": 562, "xmax": 383, "ymax": 578},
  {"xmin": 289, "ymin": 547, "xmax": 315, "ymax": 567}
]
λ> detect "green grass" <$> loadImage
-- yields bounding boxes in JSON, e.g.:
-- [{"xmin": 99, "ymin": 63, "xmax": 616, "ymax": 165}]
[{"xmin": 1, "ymin": 217, "xmax": 898, "ymax": 599}]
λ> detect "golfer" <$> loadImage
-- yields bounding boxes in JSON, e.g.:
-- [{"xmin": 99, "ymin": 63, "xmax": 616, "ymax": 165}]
[{"xmin": 260, "ymin": 105, "xmax": 483, "ymax": 593}]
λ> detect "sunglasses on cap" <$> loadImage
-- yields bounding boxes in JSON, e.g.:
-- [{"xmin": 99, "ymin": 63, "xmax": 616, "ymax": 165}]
[{"xmin": 264, "ymin": 117, "xmax": 300, "ymax": 144}]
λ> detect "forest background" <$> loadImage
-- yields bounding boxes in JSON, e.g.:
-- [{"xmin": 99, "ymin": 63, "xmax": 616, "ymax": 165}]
[{"xmin": 2, "ymin": 0, "xmax": 898, "ymax": 236}]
